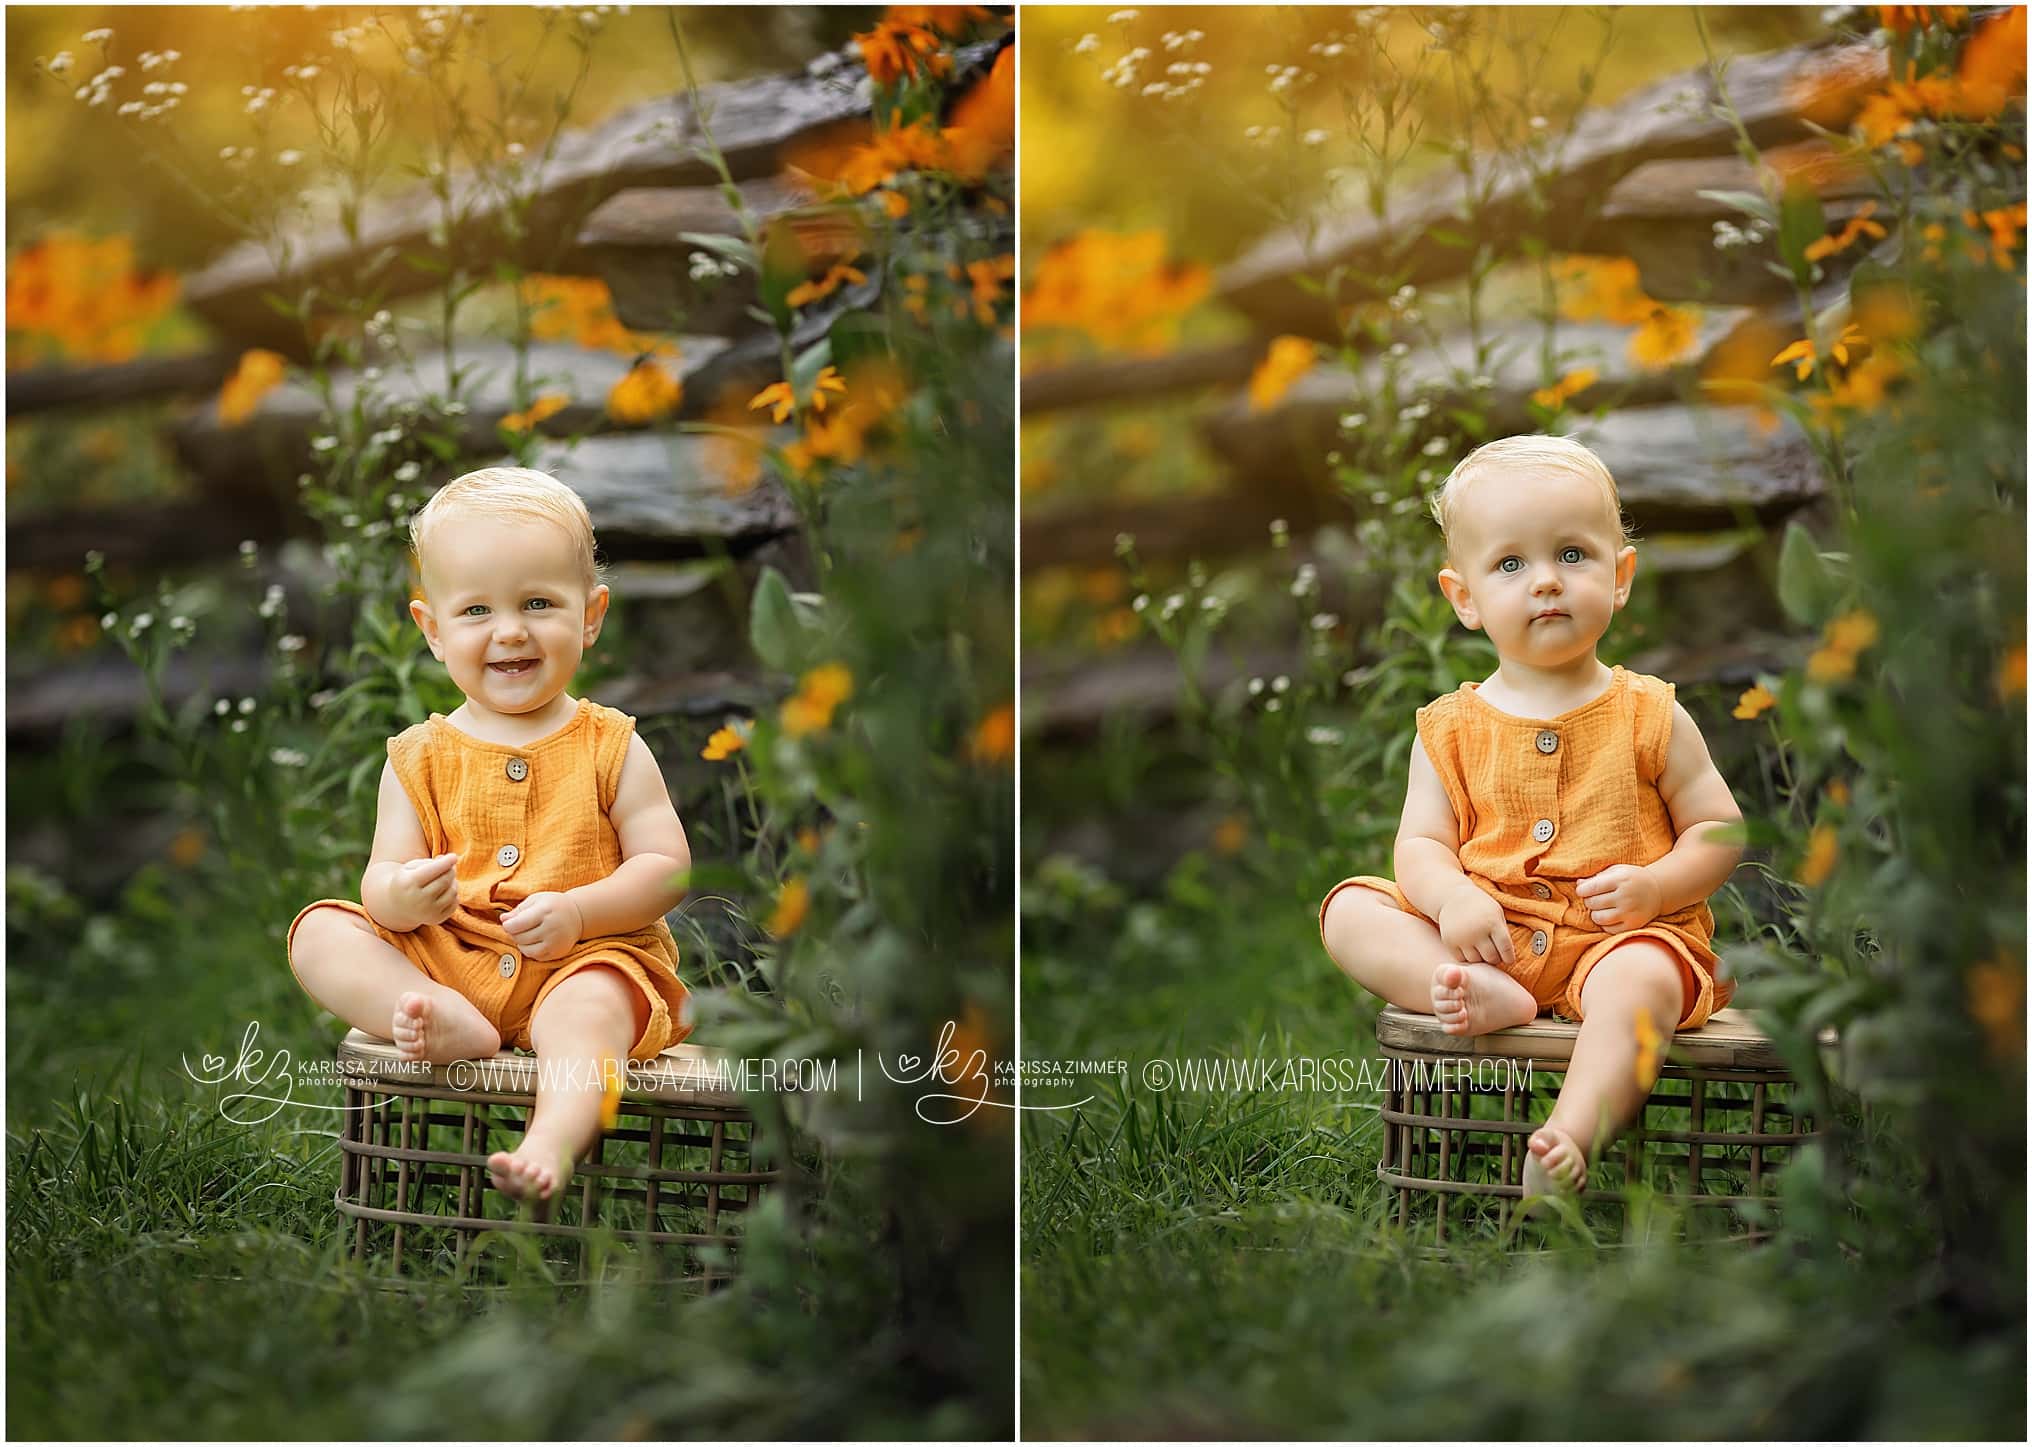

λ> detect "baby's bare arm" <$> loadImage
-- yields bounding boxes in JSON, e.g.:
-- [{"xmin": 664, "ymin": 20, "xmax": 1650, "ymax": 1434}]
[
  {"xmin": 566, "ymin": 735, "xmax": 692, "ymax": 939},
  {"xmin": 1643, "ymin": 700, "xmax": 1745, "ymax": 913},
  {"xmin": 1393, "ymin": 737, "xmax": 1476, "ymax": 919},
  {"xmin": 360, "ymin": 760, "xmax": 452, "ymax": 932}
]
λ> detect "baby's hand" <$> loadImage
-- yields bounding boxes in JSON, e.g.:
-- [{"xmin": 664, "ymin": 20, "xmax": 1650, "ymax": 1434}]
[
  {"xmin": 394, "ymin": 852, "xmax": 459, "ymax": 927},
  {"xmin": 1577, "ymin": 864, "xmax": 1663, "ymax": 932},
  {"xmin": 501, "ymin": 891, "xmax": 583, "ymax": 962},
  {"xmin": 1437, "ymin": 883, "xmax": 1515, "ymax": 967}
]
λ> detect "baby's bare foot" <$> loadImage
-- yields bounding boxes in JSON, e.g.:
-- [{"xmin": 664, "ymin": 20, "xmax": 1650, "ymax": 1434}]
[
  {"xmin": 1430, "ymin": 962, "xmax": 1537, "ymax": 1038},
  {"xmin": 390, "ymin": 991, "xmax": 500, "ymax": 1065},
  {"xmin": 488, "ymin": 1141, "xmax": 573, "ymax": 1203},
  {"xmin": 1523, "ymin": 1122, "xmax": 1588, "ymax": 1198}
]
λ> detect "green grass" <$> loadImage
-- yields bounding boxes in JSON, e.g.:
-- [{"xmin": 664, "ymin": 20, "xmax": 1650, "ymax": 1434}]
[{"xmin": 1018, "ymin": 854, "xmax": 2027, "ymax": 1440}]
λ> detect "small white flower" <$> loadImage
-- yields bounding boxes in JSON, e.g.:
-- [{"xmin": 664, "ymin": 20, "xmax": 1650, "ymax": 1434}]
[
  {"xmin": 1338, "ymin": 412, "xmax": 1366, "ymax": 430},
  {"xmin": 1272, "ymin": 675, "xmax": 1290, "ymax": 694},
  {"xmin": 277, "ymin": 634, "xmax": 306, "ymax": 653},
  {"xmin": 47, "ymin": 52, "xmax": 74, "ymax": 76},
  {"xmin": 230, "ymin": 719, "xmax": 249, "ymax": 734},
  {"xmin": 1529, "ymin": 115, "xmax": 1548, "ymax": 130},
  {"xmin": 1248, "ymin": 677, "xmax": 1265, "ymax": 696},
  {"xmin": 1387, "ymin": 341, "xmax": 1410, "ymax": 358},
  {"xmin": 1307, "ymin": 726, "xmax": 1345, "ymax": 746},
  {"xmin": 82, "ymin": 28, "xmax": 113, "ymax": 45},
  {"xmin": 442, "ymin": 401, "xmax": 467, "ymax": 416},
  {"xmin": 1074, "ymin": 32, "xmax": 1099, "ymax": 53},
  {"xmin": 394, "ymin": 461, "xmax": 421, "ymax": 483},
  {"xmin": 117, "ymin": 101, "xmax": 143, "ymax": 117},
  {"xmin": 277, "ymin": 149, "xmax": 303, "ymax": 166},
  {"xmin": 237, "ymin": 697, "xmax": 256, "ymax": 716},
  {"xmin": 214, "ymin": 698, "xmax": 231, "ymax": 716},
  {"xmin": 1302, "ymin": 129, "xmax": 1329, "ymax": 147},
  {"xmin": 1422, "ymin": 437, "xmax": 1449, "ymax": 457},
  {"xmin": 102, "ymin": 612, "xmax": 119, "ymax": 630},
  {"xmin": 309, "ymin": 689, "xmax": 337, "ymax": 710},
  {"xmin": 1108, "ymin": 8, "xmax": 1139, "ymax": 22},
  {"xmin": 1131, "ymin": 594, "xmax": 1150, "ymax": 613},
  {"xmin": 1310, "ymin": 612, "xmax": 1339, "ymax": 631},
  {"xmin": 269, "ymin": 747, "xmax": 309, "ymax": 768},
  {"xmin": 1264, "ymin": 698, "xmax": 1283, "ymax": 713},
  {"xmin": 311, "ymin": 435, "xmax": 338, "ymax": 452}
]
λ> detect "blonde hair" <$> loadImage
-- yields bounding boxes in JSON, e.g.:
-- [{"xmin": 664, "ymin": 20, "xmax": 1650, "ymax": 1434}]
[
  {"xmin": 409, "ymin": 467, "xmax": 602, "ymax": 592},
  {"xmin": 1428, "ymin": 433, "xmax": 1631, "ymax": 556}
]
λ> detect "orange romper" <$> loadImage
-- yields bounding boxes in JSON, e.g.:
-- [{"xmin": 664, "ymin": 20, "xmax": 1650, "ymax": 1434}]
[
  {"xmin": 288, "ymin": 697, "xmax": 693, "ymax": 1060},
  {"xmin": 1319, "ymin": 665, "xmax": 1734, "ymax": 1031}
]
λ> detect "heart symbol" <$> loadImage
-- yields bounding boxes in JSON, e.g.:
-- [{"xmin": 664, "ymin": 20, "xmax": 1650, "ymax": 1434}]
[
  {"xmin": 895, "ymin": 1053, "xmax": 922, "ymax": 1078},
  {"xmin": 202, "ymin": 1053, "xmax": 226, "ymax": 1077}
]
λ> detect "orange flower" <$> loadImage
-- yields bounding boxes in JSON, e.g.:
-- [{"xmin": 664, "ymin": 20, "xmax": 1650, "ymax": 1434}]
[
  {"xmin": 1965, "ymin": 955, "xmax": 2025, "ymax": 1060},
  {"xmin": 1629, "ymin": 306, "xmax": 1699, "ymax": 370},
  {"xmin": 1807, "ymin": 609, "xmax": 1881, "ymax": 682},
  {"xmin": 786, "ymin": 262, "xmax": 868, "ymax": 309},
  {"xmin": 765, "ymin": 877, "xmax": 810, "ymax": 937},
  {"xmin": 701, "ymin": 384, "xmax": 769, "ymax": 496},
  {"xmin": 701, "ymin": 725, "xmax": 746, "ymax": 761},
  {"xmin": 519, "ymin": 274, "xmax": 671, "ymax": 356},
  {"xmin": 964, "ymin": 254, "xmax": 1016, "ymax": 326},
  {"xmin": 1804, "ymin": 202, "xmax": 1888, "ymax": 261},
  {"xmin": 1770, "ymin": 323, "xmax": 1868, "ymax": 381},
  {"xmin": 217, "ymin": 348, "xmax": 287, "ymax": 427},
  {"xmin": 1530, "ymin": 367, "xmax": 1598, "ymax": 410},
  {"xmin": 781, "ymin": 662, "xmax": 854, "ymax": 737},
  {"xmin": 809, "ymin": 365, "xmax": 848, "ymax": 414},
  {"xmin": 854, "ymin": 18, "xmax": 947, "ymax": 87},
  {"xmin": 500, "ymin": 391, "xmax": 570, "ymax": 434},
  {"xmin": 943, "ymin": 43, "xmax": 1015, "ymax": 181},
  {"xmin": 168, "ymin": 826, "xmax": 206, "ymax": 869},
  {"xmin": 1733, "ymin": 683, "xmax": 1777, "ymax": 720},
  {"xmin": 1957, "ymin": 6, "xmax": 2027, "ymax": 120},
  {"xmin": 1553, "ymin": 255, "xmax": 1654, "ymax": 326},
  {"xmin": 967, "ymin": 702, "xmax": 1015, "ymax": 764},
  {"xmin": 1633, "ymin": 1005, "xmax": 1664, "ymax": 1088},
  {"xmin": 606, "ymin": 358, "xmax": 683, "ymax": 424},
  {"xmin": 1248, "ymin": 336, "xmax": 1317, "ymax": 412},
  {"xmin": 749, "ymin": 380, "xmax": 797, "ymax": 424},
  {"xmin": 5, "ymin": 232, "xmax": 179, "ymax": 368},
  {"xmin": 836, "ymin": 114, "xmax": 948, "ymax": 196},
  {"xmin": 1825, "ymin": 777, "xmax": 1852, "ymax": 807},
  {"xmin": 1998, "ymin": 645, "xmax": 2026, "ymax": 700},
  {"xmin": 886, "ymin": 4, "xmax": 994, "ymax": 36},
  {"xmin": 1022, "ymin": 230, "xmax": 1211, "ymax": 354},
  {"xmin": 1797, "ymin": 824, "xmax": 1839, "ymax": 887},
  {"xmin": 1211, "ymin": 814, "xmax": 1248, "ymax": 855}
]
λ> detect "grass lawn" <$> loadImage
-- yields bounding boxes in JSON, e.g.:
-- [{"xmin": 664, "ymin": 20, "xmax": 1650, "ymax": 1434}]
[{"xmin": 1018, "ymin": 859, "xmax": 2026, "ymax": 1440}]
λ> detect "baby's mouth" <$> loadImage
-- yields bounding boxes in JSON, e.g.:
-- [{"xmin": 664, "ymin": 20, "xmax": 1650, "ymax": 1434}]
[{"xmin": 488, "ymin": 658, "xmax": 540, "ymax": 675}]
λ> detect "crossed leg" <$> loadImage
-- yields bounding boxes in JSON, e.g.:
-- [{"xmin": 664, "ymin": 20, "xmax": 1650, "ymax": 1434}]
[
  {"xmin": 486, "ymin": 964, "xmax": 652, "ymax": 1203},
  {"xmin": 289, "ymin": 906, "xmax": 501, "ymax": 1064},
  {"xmin": 1321, "ymin": 884, "xmax": 1538, "ymax": 1037},
  {"xmin": 1524, "ymin": 939, "xmax": 1688, "ymax": 1197}
]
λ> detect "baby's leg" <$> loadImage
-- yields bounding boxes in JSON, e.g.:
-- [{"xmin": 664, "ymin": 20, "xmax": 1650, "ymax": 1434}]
[
  {"xmin": 1321, "ymin": 885, "xmax": 1536, "ymax": 1036},
  {"xmin": 289, "ymin": 906, "xmax": 501, "ymax": 1065},
  {"xmin": 488, "ymin": 965, "xmax": 649, "ymax": 1203},
  {"xmin": 1526, "ymin": 940, "xmax": 1687, "ymax": 1196}
]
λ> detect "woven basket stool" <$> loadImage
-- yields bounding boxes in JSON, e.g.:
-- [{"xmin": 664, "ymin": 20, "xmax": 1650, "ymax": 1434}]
[
  {"xmin": 1375, "ymin": 1005, "xmax": 1819, "ymax": 1243},
  {"xmin": 336, "ymin": 1029, "xmax": 783, "ymax": 1285}
]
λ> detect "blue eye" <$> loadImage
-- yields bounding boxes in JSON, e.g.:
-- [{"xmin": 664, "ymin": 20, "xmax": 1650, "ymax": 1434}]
[
  {"xmin": 1498, "ymin": 557, "xmax": 1523, "ymax": 574},
  {"xmin": 1560, "ymin": 546, "xmax": 1585, "ymax": 564},
  {"xmin": 525, "ymin": 598, "xmax": 553, "ymax": 611},
  {"xmin": 461, "ymin": 605, "xmax": 488, "ymax": 617}
]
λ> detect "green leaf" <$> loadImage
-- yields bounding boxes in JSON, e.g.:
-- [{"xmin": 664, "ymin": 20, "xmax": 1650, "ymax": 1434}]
[
  {"xmin": 1696, "ymin": 189, "xmax": 1779, "ymax": 228},
  {"xmin": 1776, "ymin": 183, "xmax": 1827, "ymax": 282},
  {"xmin": 749, "ymin": 566, "xmax": 802, "ymax": 672},
  {"xmin": 1426, "ymin": 227, "xmax": 1471, "ymax": 249},
  {"xmin": 1776, "ymin": 519, "xmax": 1845, "ymax": 626}
]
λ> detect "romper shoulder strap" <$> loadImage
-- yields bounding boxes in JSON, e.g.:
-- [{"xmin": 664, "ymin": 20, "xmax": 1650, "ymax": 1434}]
[
  {"xmin": 587, "ymin": 701, "xmax": 640, "ymax": 812},
  {"xmin": 1413, "ymin": 688, "xmax": 1476, "ymax": 836},
  {"xmin": 1626, "ymin": 671, "xmax": 1678, "ymax": 784},
  {"xmin": 385, "ymin": 719, "xmax": 443, "ymax": 849}
]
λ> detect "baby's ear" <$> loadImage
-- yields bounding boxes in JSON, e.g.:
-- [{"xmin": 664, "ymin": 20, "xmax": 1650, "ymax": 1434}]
[
  {"xmin": 407, "ymin": 596, "xmax": 444, "ymax": 659},
  {"xmin": 581, "ymin": 583, "xmax": 611, "ymax": 644},
  {"xmin": 1436, "ymin": 566, "xmax": 1480, "ymax": 630}
]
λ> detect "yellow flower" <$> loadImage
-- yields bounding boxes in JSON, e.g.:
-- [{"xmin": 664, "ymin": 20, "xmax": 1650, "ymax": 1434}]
[
  {"xmin": 217, "ymin": 348, "xmax": 286, "ymax": 426},
  {"xmin": 749, "ymin": 380, "xmax": 797, "ymax": 424},
  {"xmin": 787, "ymin": 262, "xmax": 868, "ymax": 309},
  {"xmin": 809, "ymin": 365, "xmax": 848, "ymax": 414},
  {"xmin": 1733, "ymin": 683, "xmax": 1778, "ymax": 720},
  {"xmin": 1807, "ymin": 609, "xmax": 1881, "ymax": 682},
  {"xmin": 781, "ymin": 662, "xmax": 854, "ymax": 737},
  {"xmin": 1633, "ymin": 1006, "xmax": 1664, "ymax": 1089},
  {"xmin": 1797, "ymin": 823, "xmax": 1839, "ymax": 887},
  {"xmin": 1826, "ymin": 777, "xmax": 1852, "ymax": 807},
  {"xmin": 167, "ymin": 826, "xmax": 206, "ymax": 869},
  {"xmin": 1211, "ymin": 814, "xmax": 1248, "ymax": 855},
  {"xmin": 1530, "ymin": 367, "xmax": 1598, "ymax": 410},
  {"xmin": 1247, "ymin": 335, "xmax": 1317, "ymax": 413},
  {"xmin": 967, "ymin": 702, "xmax": 1015, "ymax": 765},
  {"xmin": 598, "ymin": 1059, "xmax": 623, "ymax": 1131},
  {"xmin": 701, "ymin": 725, "xmax": 746, "ymax": 761},
  {"xmin": 765, "ymin": 876, "xmax": 811, "ymax": 937},
  {"xmin": 1998, "ymin": 645, "xmax": 2026, "ymax": 700},
  {"xmin": 1628, "ymin": 306, "xmax": 1699, "ymax": 370},
  {"xmin": 1021, "ymin": 229, "xmax": 1211, "ymax": 354},
  {"xmin": 605, "ymin": 359, "xmax": 682, "ymax": 424},
  {"xmin": 500, "ymin": 391, "xmax": 571, "ymax": 434}
]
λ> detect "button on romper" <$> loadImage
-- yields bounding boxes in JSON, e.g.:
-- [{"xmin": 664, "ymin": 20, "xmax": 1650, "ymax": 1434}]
[
  {"xmin": 1319, "ymin": 665, "xmax": 1733, "ymax": 1031},
  {"xmin": 289, "ymin": 697, "xmax": 693, "ymax": 1060}
]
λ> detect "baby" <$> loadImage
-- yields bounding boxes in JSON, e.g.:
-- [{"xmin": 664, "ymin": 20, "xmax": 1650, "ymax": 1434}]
[
  {"xmin": 1319, "ymin": 434, "xmax": 1744, "ymax": 1199},
  {"xmin": 289, "ymin": 466, "xmax": 694, "ymax": 1203}
]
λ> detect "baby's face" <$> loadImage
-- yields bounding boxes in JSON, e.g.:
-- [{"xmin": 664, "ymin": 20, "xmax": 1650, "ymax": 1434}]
[
  {"xmin": 1437, "ymin": 467, "xmax": 1635, "ymax": 668},
  {"xmin": 409, "ymin": 516, "xmax": 607, "ymax": 719}
]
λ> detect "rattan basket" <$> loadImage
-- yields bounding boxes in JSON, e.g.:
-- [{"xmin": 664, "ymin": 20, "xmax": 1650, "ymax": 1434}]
[
  {"xmin": 336, "ymin": 1029, "xmax": 784, "ymax": 1285},
  {"xmin": 1374, "ymin": 1005, "xmax": 1819, "ymax": 1243}
]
